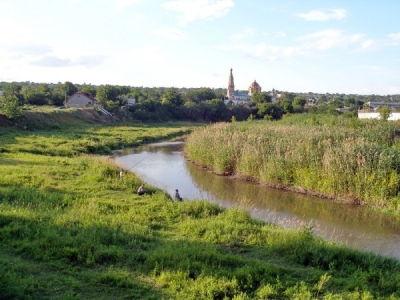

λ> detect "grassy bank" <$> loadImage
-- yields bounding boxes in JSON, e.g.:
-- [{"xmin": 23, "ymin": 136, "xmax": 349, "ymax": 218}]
[
  {"xmin": 185, "ymin": 114, "xmax": 400, "ymax": 214},
  {"xmin": 1, "ymin": 116, "xmax": 400, "ymax": 299}
]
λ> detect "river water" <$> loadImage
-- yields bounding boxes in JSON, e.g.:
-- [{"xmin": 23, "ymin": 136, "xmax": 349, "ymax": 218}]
[{"xmin": 114, "ymin": 141, "xmax": 400, "ymax": 260}]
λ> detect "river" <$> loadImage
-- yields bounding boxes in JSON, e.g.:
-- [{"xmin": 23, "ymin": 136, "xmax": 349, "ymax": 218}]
[{"xmin": 114, "ymin": 141, "xmax": 400, "ymax": 260}]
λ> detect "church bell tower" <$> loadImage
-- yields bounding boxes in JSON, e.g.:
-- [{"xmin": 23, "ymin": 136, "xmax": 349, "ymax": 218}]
[{"xmin": 227, "ymin": 68, "xmax": 235, "ymax": 99}]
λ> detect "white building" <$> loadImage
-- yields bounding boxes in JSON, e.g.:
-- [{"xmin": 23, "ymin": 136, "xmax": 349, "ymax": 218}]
[{"xmin": 66, "ymin": 92, "xmax": 98, "ymax": 108}]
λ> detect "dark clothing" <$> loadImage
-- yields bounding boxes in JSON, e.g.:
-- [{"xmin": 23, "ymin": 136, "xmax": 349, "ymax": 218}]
[{"xmin": 174, "ymin": 191, "xmax": 182, "ymax": 201}]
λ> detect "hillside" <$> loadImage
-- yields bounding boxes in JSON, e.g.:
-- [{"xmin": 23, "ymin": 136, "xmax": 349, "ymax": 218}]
[{"xmin": 0, "ymin": 106, "xmax": 120, "ymax": 130}]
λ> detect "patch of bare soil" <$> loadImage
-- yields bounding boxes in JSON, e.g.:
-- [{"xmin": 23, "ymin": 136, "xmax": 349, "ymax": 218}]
[{"xmin": 0, "ymin": 114, "xmax": 13, "ymax": 126}]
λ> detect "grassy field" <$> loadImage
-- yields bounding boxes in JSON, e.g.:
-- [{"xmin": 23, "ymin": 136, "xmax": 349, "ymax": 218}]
[
  {"xmin": 1, "ymin": 112, "xmax": 400, "ymax": 299},
  {"xmin": 185, "ymin": 114, "xmax": 400, "ymax": 215}
]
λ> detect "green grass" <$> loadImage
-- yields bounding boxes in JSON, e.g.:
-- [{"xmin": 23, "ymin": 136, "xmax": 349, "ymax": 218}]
[{"xmin": 1, "ymin": 115, "xmax": 400, "ymax": 299}]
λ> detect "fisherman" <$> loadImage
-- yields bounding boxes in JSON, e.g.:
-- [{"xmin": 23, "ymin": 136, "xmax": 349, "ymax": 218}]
[
  {"xmin": 174, "ymin": 189, "xmax": 182, "ymax": 201},
  {"xmin": 137, "ymin": 183, "xmax": 146, "ymax": 195}
]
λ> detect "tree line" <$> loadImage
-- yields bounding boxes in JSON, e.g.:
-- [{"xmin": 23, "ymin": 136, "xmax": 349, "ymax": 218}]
[{"xmin": 1, "ymin": 80, "xmax": 399, "ymax": 121}]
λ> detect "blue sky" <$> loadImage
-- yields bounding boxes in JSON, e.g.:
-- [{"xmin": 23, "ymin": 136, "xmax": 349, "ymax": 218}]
[{"xmin": 1, "ymin": 0, "xmax": 399, "ymax": 95}]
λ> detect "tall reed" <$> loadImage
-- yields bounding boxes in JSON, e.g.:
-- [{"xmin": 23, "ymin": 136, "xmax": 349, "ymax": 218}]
[{"xmin": 185, "ymin": 116, "xmax": 400, "ymax": 211}]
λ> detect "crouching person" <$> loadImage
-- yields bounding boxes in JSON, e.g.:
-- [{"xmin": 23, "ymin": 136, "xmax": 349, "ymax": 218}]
[{"xmin": 137, "ymin": 183, "xmax": 146, "ymax": 195}]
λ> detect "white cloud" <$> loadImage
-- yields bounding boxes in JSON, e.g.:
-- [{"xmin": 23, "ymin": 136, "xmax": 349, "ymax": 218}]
[
  {"xmin": 115, "ymin": 0, "xmax": 141, "ymax": 11},
  {"xmin": 9, "ymin": 44, "xmax": 52, "ymax": 56},
  {"xmin": 388, "ymin": 32, "xmax": 400, "ymax": 40},
  {"xmin": 153, "ymin": 28, "xmax": 187, "ymax": 40},
  {"xmin": 30, "ymin": 55, "xmax": 107, "ymax": 68},
  {"xmin": 296, "ymin": 9, "xmax": 347, "ymax": 21},
  {"xmin": 361, "ymin": 39, "xmax": 374, "ymax": 50},
  {"xmin": 163, "ymin": 0, "xmax": 234, "ymax": 25},
  {"xmin": 276, "ymin": 31, "xmax": 286, "ymax": 38},
  {"xmin": 31, "ymin": 56, "xmax": 72, "ymax": 67},
  {"xmin": 297, "ymin": 29, "xmax": 361, "ymax": 50},
  {"xmin": 229, "ymin": 27, "xmax": 255, "ymax": 42},
  {"xmin": 216, "ymin": 28, "xmax": 369, "ymax": 62}
]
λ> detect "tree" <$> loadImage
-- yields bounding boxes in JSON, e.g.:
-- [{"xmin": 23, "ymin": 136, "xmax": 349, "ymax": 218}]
[
  {"xmin": 96, "ymin": 85, "xmax": 120, "ymax": 103},
  {"xmin": 51, "ymin": 83, "xmax": 67, "ymax": 106},
  {"xmin": 80, "ymin": 85, "xmax": 97, "ymax": 97},
  {"xmin": 21, "ymin": 84, "xmax": 51, "ymax": 105},
  {"xmin": 378, "ymin": 106, "xmax": 391, "ymax": 121},
  {"xmin": 0, "ymin": 95, "xmax": 23, "ymax": 119},
  {"xmin": 183, "ymin": 88, "xmax": 217, "ymax": 103},
  {"xmin": 279, "ymin": 98, "xmax": 293, "ymax": 114},
  {"xmin": 293, "ymin": 96, "xmax": 307, "ymax": 112},
  {"xmin": 251, "ymin": 92, "xmax": 271, "ymax": 104},
  {"xmin": 161, "ymin": 88, "xmax": 183, "ymax": 106},
  {"xmin": 64, "ymin": 81, "xmax": 78, "ymax": 97},
  {"xmin": 3, "ymin": 83, "xmax": 24, "ymax": 104},
  {"xmin": 257, "ymin": 103, "xmax": 284, "ymax": 120}
]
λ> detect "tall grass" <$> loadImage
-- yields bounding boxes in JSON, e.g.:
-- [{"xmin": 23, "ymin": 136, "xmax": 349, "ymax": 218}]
[
  {"xmin": 2, "ymin": 119, "xmax": 400, "ymax": 299},
  {"xmin": 185, "ymin": 115, "xmax": 400, "ymax": 212}
]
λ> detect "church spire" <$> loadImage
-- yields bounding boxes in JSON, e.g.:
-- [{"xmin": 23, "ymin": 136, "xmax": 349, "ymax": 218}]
[{"xmin": 227, "ymin": 68, "xmax": 235, "ymax": 98}]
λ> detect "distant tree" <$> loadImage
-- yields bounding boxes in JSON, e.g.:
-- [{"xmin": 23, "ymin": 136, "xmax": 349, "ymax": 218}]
[
  {"xmin": 183, "ymin": 88, "xmax": 217, "ymax": 103},
  {"xmin": 293, "ymin": 96, "xmax": 307, "ymax": 112},
  {"xmin": 161, "ymin": 88, "xmax": 183, "ymax": 106},
  {"xmin": 3, "ymin": 83, "xmax": 21, "ymax": 98},
  {"xmin": 3, "ymin": 83, "xmax": 24, "ymax": 104},
  {"xmin": 50, "ymin": 83, "xmax": 67, "ymax": 106},
  {"xmin": 279, "ymin": 98, "xmax": 293, "ymax": 113},
  {"xmin": 0, "ymin": 95, "xmax": 23, "ymax": 119},
  {"xmin": 128, "ymin": 88, "xmax": 146, "ymax": 103},
  {"xmin": 80, "ymin": 85, "xmax": 97, "ymax": 97},
  {"xmin": 378, "ymin": 106, "xmax": 391, "ymax": 121},
  {"xmin": 21, "ymin": 84, "xmax": 51, "ymax": 105},
  {"xmin": 257, "ymin": 103, "xmax": 284, "ymax": 120},
  {"xmin": 96, "ymin": 85, "xmax": 120, "ymax": 104},
  {"xmin": 252, "ymin": 92, "xmax": 271, "ymax": 104},
  {"xmin": 64, "ymin": 81, "xmax": 78, "ymax": 97}
]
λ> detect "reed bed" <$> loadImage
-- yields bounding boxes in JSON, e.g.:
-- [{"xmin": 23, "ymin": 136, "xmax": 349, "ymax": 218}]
[{"xmin": 185, "ymin": 116, "xmax": 400, "ymax": 212}]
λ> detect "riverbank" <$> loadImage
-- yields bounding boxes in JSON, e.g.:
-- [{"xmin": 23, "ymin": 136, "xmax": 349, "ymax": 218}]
[
  {"xmin": 185, "ymin": 114, "xmax": 400, "ymax": 215},
  {"xmin": 1, "ymin": 119, "xmax": 400, "ymax": 299}
]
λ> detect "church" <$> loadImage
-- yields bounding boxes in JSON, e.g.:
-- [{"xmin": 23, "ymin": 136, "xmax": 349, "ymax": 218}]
[{"xmin": 224, "ymin": 68, "xmax": 279, "ymax": 105}]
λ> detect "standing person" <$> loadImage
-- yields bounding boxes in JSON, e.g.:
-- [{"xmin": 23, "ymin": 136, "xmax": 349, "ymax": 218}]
[
  {"xmin": 119, "ymin": 169, "xmax": 124, "ymax": 179},
  {"xmin": 137, "ymin": 183, "xmax": 146, "ymax": 195},
  {"xmin": 174, "ymin": 189, "xmax": 182, "ymax": 201}
]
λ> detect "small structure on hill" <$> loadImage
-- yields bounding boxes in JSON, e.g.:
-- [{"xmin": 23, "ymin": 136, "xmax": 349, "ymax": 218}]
[{"xmin": 66, "ymin": 92, "xmax": 98, "ymax": 108}]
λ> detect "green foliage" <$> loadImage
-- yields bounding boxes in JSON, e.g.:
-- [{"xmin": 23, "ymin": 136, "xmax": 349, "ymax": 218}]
[
  {"xmin": 183, "ymin": 88, "xmax": 217, "ymax": 103},
  {"xmin": 251, "ymin": 92, "xmax": 271, "ymax": 104},
  {"xmin": 96, "ymin": 84, "xmax": 120, "ymax": 103},
  {"xmin": 161, "ymin": 88, "xmax": 184, "ymax": 106},
  {"xmin": 256, "ymin": 102, "xmax": 284, "ymax": 120},
  {"xmin": 0, "ymin": 95, "xmax": 23, "ymax": 120},
  {"xmin": 378, "ymin": 105, "xmax": 392, "ymax": 121},
  {"xmin": 64, "ymin": 81, "xmax": 78, "ymax": 97}
]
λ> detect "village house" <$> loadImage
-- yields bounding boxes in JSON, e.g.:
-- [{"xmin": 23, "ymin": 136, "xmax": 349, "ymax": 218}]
[{"xmin": 66, "ymin": 92, "xmax": 98, "ymax": 108}]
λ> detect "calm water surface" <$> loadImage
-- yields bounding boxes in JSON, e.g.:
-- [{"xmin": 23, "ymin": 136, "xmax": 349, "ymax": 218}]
[{"xmin": 114, "ymin": 141, "xmax": 400, "ymax": 260}]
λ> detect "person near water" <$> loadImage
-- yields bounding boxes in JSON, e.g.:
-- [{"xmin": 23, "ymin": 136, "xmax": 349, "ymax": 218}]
[
  {"xmin": 137, "ymin": 183, "xmax": 146, "ymax": 195},
  {"xmin": 174, "ymin": 189, "xmax": 182, "ymax": 201},
  {"xmin": 119, "ymin": 169, "xmax": 124, "ymax": 179}
]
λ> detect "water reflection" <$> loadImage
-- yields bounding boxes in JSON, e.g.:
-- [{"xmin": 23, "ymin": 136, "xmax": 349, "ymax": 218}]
[{"xmin": 114, "ymin": 141, "xmax": 400, "ymax": 260}]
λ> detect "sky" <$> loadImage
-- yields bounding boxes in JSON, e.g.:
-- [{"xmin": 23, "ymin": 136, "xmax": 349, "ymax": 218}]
[{"xmin": 1, "ymin": 0, "xmax": 400, "ymax": 95}]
